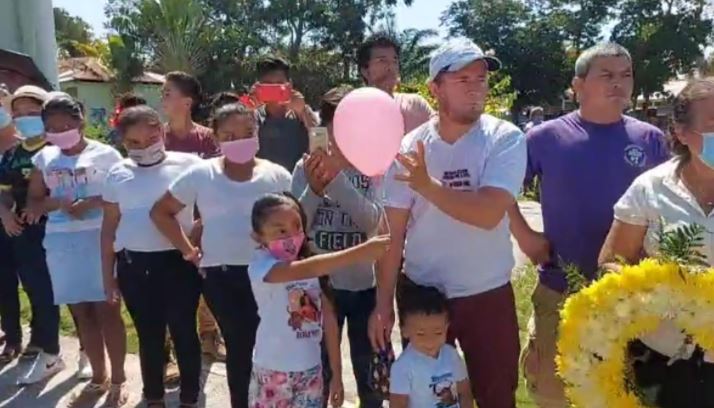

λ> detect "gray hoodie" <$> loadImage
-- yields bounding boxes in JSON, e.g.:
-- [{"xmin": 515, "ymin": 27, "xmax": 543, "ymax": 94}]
[{"xmin": 291, "ymin": 160, "xmax": 381, "ymax": 291}]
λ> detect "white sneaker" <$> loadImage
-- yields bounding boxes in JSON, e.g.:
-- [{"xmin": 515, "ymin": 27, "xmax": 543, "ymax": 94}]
[
  {"xmin": 17, "ymin": 352, "xmax": 66, "ymax": 386},
  {"xmin": 76, "ymin": 351, "xmax": 92, "ymax": 380}
]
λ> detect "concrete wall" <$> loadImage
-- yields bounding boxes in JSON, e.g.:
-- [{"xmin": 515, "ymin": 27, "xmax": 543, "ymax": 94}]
[
  {"xmin": 0, "ymin": 0, "xmax": 59, "ymax": 88},
  {"xmin": 60, "ymin": 81, "xmax": 164, "ymax": 125}
]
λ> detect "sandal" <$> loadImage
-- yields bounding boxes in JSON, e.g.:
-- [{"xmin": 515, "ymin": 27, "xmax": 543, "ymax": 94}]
[
  {"xmin": 145, "ymin": 400, "xmax": 166, "ymax": 408},
  {"xmin": 67, "ymin": 379, "xmax": 110, "ymax": 408},
  {"xmin": 103, "ymin": 382, "xmax": 129, "ymax": 408},
  {"xmin": 0, "ymin": 344, "xmax": 21, "ymax": 364}
]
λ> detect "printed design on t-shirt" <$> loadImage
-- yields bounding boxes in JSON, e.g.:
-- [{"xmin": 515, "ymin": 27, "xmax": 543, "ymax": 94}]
[
  {"xmin": 45, "ymin": 166, "xmax": 102, "ymax": 223},
  {"xmin": 45, "ymin": 167, "xmax": 94, "ymax": 200},
  {"xmin": 286, "ymin": 282, "xmax": 322, "ymax": 339},
  {"xmin": 430, "ymin": 373, "xmax": 459, "ymax": 408},
  {"xmin": 312, "ymin": 173, "xmax": 370, "ymax": 251},
  {"xmin": 624, "ymin": 144, "xmax": 647, "ymax": 168},
  {"xmin": 441, "ymin": 169, "xmax": 471, "ymax": 190}
]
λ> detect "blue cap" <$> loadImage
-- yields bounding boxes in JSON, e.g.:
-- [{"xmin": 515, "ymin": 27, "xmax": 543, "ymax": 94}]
[{"xmin": 429, "ymin": 38, "xmax": 501, "ymax": 81}]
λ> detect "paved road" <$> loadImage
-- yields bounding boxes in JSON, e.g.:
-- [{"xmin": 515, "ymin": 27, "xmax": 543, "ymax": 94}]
[{"xmin": 0, "ymin": 202, "xmax": 543, "ymax": 408}]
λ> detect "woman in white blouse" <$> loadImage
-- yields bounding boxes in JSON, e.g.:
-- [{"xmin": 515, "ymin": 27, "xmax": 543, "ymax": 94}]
[
  {"xmin": 150, "ymin": 103, "xmax": 292, "ymax": 408},
  {"xmin": 101, "ymin": 106, "xmax": 203, "ymax": 408},
  {"xmin": 599, "ymin": 78, "xmax": 714, "ymax": 407}
]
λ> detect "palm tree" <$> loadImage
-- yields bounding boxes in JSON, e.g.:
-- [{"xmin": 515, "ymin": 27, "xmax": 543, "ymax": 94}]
[
  {"xmin": 398, "ymin": 28, "xmax": 438, "ymax": 82},
  {"xmin": 139, "ymin": 0, "xmax": 214, "ymax": 75},
  {"xmin": 370, "ymin": 13, "xmax": 439, "ymax": 82}
]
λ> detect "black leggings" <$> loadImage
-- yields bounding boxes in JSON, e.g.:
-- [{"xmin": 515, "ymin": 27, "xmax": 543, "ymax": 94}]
[
  {"xmin": 117, "ymin": 250, "xmax": 202, "ymax": 403},
  {"xmin": 202, "ymin": 265, "xmax": 259, "ymax": 408}
]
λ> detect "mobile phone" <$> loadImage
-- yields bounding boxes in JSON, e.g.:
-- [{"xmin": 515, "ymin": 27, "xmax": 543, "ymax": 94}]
[
  {"xmin": 254, "ymin": 83, "xmax": 292, "ymax": 104},
  {"xmin": 309, "ymin": 127, "xmax": 329, "ymax": 153}
]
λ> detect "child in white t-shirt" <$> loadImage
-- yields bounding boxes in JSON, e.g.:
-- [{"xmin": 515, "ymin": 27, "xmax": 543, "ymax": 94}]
[
  {"xmin": 390, "ymin": 283, "xmax": 473, "ymax": 408},
  {"xmin": 247, "ymin": 192, "xmax": 390, "ymax": 408}
]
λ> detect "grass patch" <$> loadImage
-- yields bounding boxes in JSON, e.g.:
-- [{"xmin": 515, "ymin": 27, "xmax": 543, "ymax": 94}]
[{"xmin": 18, "ymin": 265, "xmax": 540, "ymax": 407}]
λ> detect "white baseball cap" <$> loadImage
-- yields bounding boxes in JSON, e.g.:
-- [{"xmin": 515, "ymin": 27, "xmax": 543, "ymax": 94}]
[{"xmin": 429, "ymin": 38, "xmax": 501, "ymax": 81}]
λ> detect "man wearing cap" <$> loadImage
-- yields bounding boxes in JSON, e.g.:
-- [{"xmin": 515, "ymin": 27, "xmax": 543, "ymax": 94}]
[
  {"xmin": 0, "ymin": 85, "xmax": 63, "ymax": 382},
  {"xmin": 372, "ymin": 39, "xmax": 526, "ymax": 408}
]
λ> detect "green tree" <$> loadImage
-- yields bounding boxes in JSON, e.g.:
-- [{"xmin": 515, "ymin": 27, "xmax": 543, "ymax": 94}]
[
  {"xmin": 107, "ymin": 34, "xmax": 145, "ymax": 95},
  {"xmin": 611, "ymin": 0, "xmax": 713, "ymax": 105},
  {"xmin": 54, "ymin": 7, "xmax": 95, "ymax": 58},
  {"xmin": 546, "ymin": 0, "xmax": 620, "ymax": 53},
  {"xmin": 396, "ymin": 28, "xmax": 438, "ymax": 82},
  {"xmin": 443, "ymin": 0, "xmax": 570, "ymax": 116}
]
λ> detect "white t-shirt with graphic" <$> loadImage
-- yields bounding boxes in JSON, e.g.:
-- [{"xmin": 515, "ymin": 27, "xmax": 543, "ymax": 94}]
[
  {"xmin": 169, "ymin": 158, "xmax": 292, "ymax": 267},
  {"xmin": 103, "ymin": 152, "xmax": 202, "ymax": 252},
  {"xmin": 32, "ymin": 140, "xmax": 123, "ymax": 234},
  {"xmin": 248, "ymin": 249, "xmax": 323, "ymax": 372},
  {"xmin": 390, "ymin": 344, "xmax": 467, "ymax": 408},
  {"xmin": 382, "ymin": 115, "xmax": 526, "ymax": 298}
]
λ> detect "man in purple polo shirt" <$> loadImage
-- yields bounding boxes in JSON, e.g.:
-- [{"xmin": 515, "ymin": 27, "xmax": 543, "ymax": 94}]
[{"xmin": 510, "ymin": 43, "xmax": 669, "ymax": 407}]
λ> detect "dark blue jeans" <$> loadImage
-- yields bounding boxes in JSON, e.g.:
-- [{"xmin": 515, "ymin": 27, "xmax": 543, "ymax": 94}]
[
  {"xmin": 0, "ymin": 229, "xmax": 21, "ymax": 347},
  {"xmin": 324, "ymin": 287, "xmax": 382, "ymax": 408},
  {"xmin": 10, "ymin": 223, "xmax": 59, "ymax": 354}
]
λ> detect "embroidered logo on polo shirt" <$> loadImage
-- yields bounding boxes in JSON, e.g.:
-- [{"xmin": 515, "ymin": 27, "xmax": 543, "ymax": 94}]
[{"xmin": 624, "ymin": 145, "xmax": 646, "ymax": 168}]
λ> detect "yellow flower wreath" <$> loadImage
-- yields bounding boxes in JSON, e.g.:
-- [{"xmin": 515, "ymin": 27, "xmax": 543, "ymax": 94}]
[{"xmin": 556, "ymin": 260, "xmax": 714, "ymax": 408}]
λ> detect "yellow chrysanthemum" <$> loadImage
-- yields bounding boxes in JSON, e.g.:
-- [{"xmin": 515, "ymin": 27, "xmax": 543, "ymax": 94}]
[{"xmin": 556, "ymin": 260, "xmax": 714, "ymax": 408}]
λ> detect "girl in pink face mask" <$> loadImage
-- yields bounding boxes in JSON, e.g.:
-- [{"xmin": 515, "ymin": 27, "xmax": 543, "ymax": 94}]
[
  {"xmin": 151, "ymin": 102, "xmax": 292, "ymax": 406},
  {"xmin": 245, "ymin": 192, "xmax": 391, "ymax": 408}
]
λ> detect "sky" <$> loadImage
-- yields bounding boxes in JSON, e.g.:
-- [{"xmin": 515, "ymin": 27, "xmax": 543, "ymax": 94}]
[{"xmin": 52, "ymin": 0, "xmax": 452, "ymax": 39}]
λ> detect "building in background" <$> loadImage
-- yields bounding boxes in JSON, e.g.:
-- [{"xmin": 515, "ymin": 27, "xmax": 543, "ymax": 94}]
[
  {"xmin": 0, "ymin": 0, "xmax": 58, "ymax": 91},
  {"xmin": 59, "ymin": 58, "xmax": 164, "ymax": 126}
]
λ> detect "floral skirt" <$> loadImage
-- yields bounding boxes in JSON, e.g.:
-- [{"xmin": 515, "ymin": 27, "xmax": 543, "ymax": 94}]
[{"xmin": 249, "ymin": 364, "xmax": 323, "ymax": 408}]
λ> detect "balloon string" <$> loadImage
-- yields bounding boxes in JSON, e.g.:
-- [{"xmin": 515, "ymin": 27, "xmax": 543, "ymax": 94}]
[{"xmin": 373, "ymin": 175, "xmax": 391, "ymax": 238}]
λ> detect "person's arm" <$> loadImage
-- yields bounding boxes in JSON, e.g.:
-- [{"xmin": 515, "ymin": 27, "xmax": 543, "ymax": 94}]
[
  {"xmin": 100, "ymin": 201, "xmax": 121, "ymax": 303},
  {"xmin": 150, "ymin": 191, "xmax": 197, "ymax": 261},
  {"xmin": 323, "ymin": 293, "xmax": 344, "ymax": 408},
  {"xmin": 325, "ymin": 172, "xmax": 381, "ymax": 234},
  {"xmin": 388, "ymin": 359, "xmax": 410, "ymax": 408},
  {"xmin": 599, "ymin": 175, "xmax": 651, "ymax": 271},
  {"xmin": 291, "ymin": 158, "xmax": 323, "ymax": 228},
  {"xmin": 369, "ymin": 207, "xmax": 409, "ymax": 350},
  {"xmin": 508, "ymin": 202, "xmax": 550, "ymax": 264},
  {"xmin": 389, "ymin": 394, "xmax": 409, "ymax": 408},
  {"xmin": 396, "ymin": 132, "xmax": 526, "ymax": 230},
  {"xmin": 598, "ymin": 220, "xmax": 647, "ymax": 271},
  {"xmin": 264, "ymin": 235, "xmax": 390, "ymax": 283},
  {"xmin": 25, "ymin": 168, "xmax": 65, "ymax": 223},
  {"xmin": 457, "ymin": 379, "xmax": 474, "ymax": 408}
]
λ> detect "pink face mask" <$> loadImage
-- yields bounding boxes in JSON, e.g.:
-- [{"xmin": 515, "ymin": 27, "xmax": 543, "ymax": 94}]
[
  {"xmin": 268, "ymin": 233, "xmax": 305, "ymax": 262},
  {"xmin": 220, "ymin": 137, "xmax": 259, "ymax": 164},
  {"xmin": 46, "ymin": 128, "xmax": 82, "ymax": 150}
]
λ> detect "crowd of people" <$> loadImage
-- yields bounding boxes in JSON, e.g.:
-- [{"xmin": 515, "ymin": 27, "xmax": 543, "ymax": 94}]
[{"xmin": 0, "ymin": 31, "xmax": 713, "ymax": 408}]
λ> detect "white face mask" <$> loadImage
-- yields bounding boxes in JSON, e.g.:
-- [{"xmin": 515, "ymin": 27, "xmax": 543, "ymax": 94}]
[{"xmin": 128, "ymin": 140, "xmax": 166, "ymax": 166}]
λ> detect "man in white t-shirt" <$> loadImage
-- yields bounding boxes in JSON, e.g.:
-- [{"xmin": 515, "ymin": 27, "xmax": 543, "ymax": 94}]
[{"xmin": 370, "ymin": 38, "xmax": 527, "ymax": 408}]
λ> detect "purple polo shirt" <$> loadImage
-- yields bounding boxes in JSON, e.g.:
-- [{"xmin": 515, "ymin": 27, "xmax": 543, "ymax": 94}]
[{"xmin": 527, "ymin": 112, "xmax": 668, "ymax": 292}]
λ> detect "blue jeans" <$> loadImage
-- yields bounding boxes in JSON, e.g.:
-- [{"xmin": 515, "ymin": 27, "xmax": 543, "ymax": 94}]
[
  {"xmin": 10, "ymin": 223, "xmax": 59, "ymax": 354},
  {"xmin": 324, "ymin": 287, "xmax": 382, "ymax": 408},
  {"xmin": 0, "ymin": 229, "xmax": 21, "ymax": 347}
]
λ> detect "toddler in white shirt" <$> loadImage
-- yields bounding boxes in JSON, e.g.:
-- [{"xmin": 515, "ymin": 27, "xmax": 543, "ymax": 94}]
[{"xmin": 390, "ymin": 283, "xmax": 473, "ymax": 408}]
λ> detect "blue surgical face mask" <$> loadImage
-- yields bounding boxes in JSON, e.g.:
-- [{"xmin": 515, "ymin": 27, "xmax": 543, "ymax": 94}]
[
  {"xmin": 0, "ymin": 107, "xmax": 11, "ymax": 128},
  {"xmin": 699, "ymin": 132, "xmax": 714, "ymax": 169},
  {"xmin": 14, "ymin": 115, "xmax": 45, "ymax": 139}
]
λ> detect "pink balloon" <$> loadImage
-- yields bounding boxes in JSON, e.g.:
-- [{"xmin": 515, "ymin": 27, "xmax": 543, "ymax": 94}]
[{"xmin": 333, "ymin": 87, "xmax": 404, "ymax": 176}]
